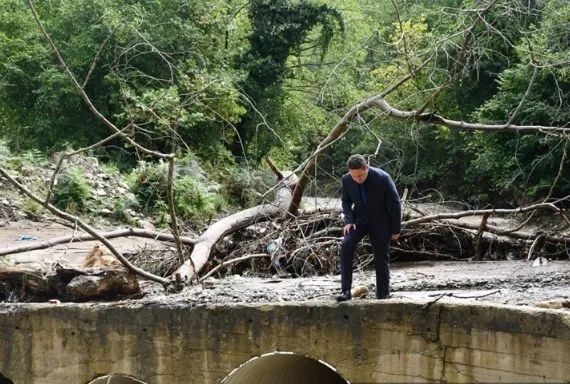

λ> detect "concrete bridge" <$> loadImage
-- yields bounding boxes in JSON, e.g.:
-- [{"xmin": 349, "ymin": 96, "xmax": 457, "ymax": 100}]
[{"xmin": 0, "ymin": 300, "xmax": 569, "ymax": 383}]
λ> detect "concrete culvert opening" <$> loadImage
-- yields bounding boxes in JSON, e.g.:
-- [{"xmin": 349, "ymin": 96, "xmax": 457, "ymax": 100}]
[
  {"xmin": 87, "ymin": 375, "xmax": 148, "ymax": 384},
  {"xmin": 222, "ymin": 352, "xmax": 348, "ymax": 384},
  {"xmin": 0, "ymin": 373, "xmax": 13, "ymax": 384}
]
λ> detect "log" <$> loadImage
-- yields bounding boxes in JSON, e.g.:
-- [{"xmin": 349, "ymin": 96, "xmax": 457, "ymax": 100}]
[
  {"xmin": 0, "ymin": 265, "xmax": 140, "ymax": 301},
  {"xmin": 63, "ymin": 268, "xmax": 139, "ymax": 300}
]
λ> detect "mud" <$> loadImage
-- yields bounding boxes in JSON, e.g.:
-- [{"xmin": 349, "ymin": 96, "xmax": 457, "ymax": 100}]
[
  {"xmin": 0, "ymin": 220, "xmax": 158, "ymax": 268},
  {"xmin": 138, "ymin": 259, "xmax": 570, "ymax": 309}
]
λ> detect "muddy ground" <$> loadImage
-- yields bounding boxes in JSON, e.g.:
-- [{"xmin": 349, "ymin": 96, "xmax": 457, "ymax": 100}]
[{"xmin": 137, "ymin": 259, "xmax": 570, "ymax": 308}]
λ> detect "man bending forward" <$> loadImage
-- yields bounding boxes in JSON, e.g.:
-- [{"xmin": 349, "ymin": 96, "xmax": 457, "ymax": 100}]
[{"xmin": 336, "ymin": 154, "xmax": 401, "ymax": 301}]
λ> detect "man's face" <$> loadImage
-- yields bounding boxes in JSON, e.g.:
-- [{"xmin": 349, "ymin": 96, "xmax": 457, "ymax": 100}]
[{"xmin": 349, "ymin": 165, "xmax": 369, "ymax": 184}]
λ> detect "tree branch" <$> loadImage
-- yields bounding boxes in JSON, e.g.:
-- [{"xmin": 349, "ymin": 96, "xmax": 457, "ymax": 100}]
[{"xmin": 0, "ymin": 228, "xmax": 196, "ymax": 257}]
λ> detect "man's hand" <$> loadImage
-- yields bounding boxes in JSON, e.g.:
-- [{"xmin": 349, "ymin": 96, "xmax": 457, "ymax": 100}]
[
  {"xmin": 343, "ymin": 224, "xmax": 356, "ymax": 235},
  {"xmin": 391, "ymin": 233, "xmax": 400, "ymax": 240}
]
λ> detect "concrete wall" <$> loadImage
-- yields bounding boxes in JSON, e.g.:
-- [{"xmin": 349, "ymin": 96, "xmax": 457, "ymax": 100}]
[{"xmin": 0, "ymin": 300, "xmax": 569, "ymax": 384}]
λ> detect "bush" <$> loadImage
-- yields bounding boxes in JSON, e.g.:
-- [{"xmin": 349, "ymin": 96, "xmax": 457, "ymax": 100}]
[
  {"xmin": 221, "ymin": 167, "xmax": 276, "ymax": 207},
  {"xmin": 128, "ymin": 154, "xmax": 227, "ymax": 220},
  {"xmin": 51, "ymin": 167, "xmax": 91, "ymax": 211},
  {"xmin": 113, "ymin": 193, "xmax": 140, "ymax": 224},
  {"xmin": 174, "ymin": 176, "xmax": 226, "ymax": 219},
  {"xmin": 127, "ymin": 160, "xmax": 169, "ymax": 211}
]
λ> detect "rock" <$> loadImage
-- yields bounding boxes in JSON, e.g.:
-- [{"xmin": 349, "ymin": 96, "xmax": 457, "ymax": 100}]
[
  {"xmin": 95, "ymin": 189, "xmax": 106, "ymax": 196},
  {"xmin": 100, "ymin": 208, "xmax": 112, "ymax": 216},
  {"xmin": 0, "ymin": 256, "xmax": 13, "ymax": 268},
  {"xmin": 532, "ymin": 257, "xmax": 548, "ymax": 267},
  {"xmin": 351, "ymin": 285, "xmax": 369, "ymax": 298},
  {"xmin": 536, "ymin": 299, "xmax": 570, "ymax": 309},
  {"xmin": 117, "ymin": 187, "xmax": 127, "ymax": 194},
  {"xmin": 0, "ymin": 199, "xmax": 8, "ymax": 205}
]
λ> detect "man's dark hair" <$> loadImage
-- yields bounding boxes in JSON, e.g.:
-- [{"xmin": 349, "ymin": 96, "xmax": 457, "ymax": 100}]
[{"xmin": 347, "ymin": 154, "xmax": 367, "ymax": 170}]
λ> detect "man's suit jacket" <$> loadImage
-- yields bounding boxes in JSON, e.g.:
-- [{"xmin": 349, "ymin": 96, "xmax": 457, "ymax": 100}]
[{"xmin": 341, "ymin": 167, "xmax": 401, "ymax": 237}]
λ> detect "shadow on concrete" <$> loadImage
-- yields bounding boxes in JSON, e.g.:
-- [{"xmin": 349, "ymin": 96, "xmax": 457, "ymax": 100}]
[
  {"xmin": 0, "ymin": 373, "xmax": 13, "ymax": 384},
  {"xmin": 222, "ymin": 352, "xmax": 348, "ymax": 384}
]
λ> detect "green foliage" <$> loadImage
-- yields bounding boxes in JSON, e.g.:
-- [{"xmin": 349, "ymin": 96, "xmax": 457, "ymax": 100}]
[
  {"xmin": 127, "ymin": 160, "xmax": 169, "ymax": 212},
  {"xmin": 174, "ymin": 176, "xmax": 226, "ymax": 219},
  {"xmin": 51, "ymin": 167, "xmax": 92, "ymax": 211},
  {"xmin": 128, "ymin": 154, "xmax": 227, "ymax": 220},
  {"xmin": 3, "ymin": 0, "xmax": 570, "ymax": 211},
  {"xmin": 232, "ymin": 0, "xmax": 344, "ymax": 157},
  {"xmin": 22, "ymin": 198, "xmax": 42, "ymax": 220},
  {"xmin": 113, "ymin": 193, "xmax": 140, "ymax": 225}
]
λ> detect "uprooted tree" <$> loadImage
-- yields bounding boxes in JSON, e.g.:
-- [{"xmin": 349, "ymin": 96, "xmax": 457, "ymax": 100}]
[{"xmin": 2, "ymin": 0, "xmax": 570, "ymax": 297}]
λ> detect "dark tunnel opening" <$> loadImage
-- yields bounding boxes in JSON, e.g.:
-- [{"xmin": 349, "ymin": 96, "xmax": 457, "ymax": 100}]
[
  {"xmin": 87, "ymin": 375, "xmax": 148, "ymax": 384},
  {"xmin": 222, "ymin": 353, "xmax": 348, "ymax": 384},
  {"xmin": 0, "ymin": 373, "xmax": 13, "ymax": 384}
]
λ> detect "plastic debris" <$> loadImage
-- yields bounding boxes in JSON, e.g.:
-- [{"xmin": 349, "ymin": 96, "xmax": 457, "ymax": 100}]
[
  {"xmin": 13, "ymin": 235, "xmax": 39, "ymax": 241},
  {"xmin": 532, "ymin": 257, "xmax": 548, "ymax": 267},
  {"xmin": 267, "ymin": 237, "xmax": 283, "ymax": 267}
]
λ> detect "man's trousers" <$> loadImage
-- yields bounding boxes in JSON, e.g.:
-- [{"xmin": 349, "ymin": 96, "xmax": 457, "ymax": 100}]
[{"xmin": 340, "ymin": 224, "xmax": 390, "ymax": 297}]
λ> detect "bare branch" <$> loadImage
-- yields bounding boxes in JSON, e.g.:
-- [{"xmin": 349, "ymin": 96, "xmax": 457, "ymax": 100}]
[
  {"xmin": 404, "ymin": 202, "xmax": 559, "ymax": 227},
  {"xmin": 199, "ymin": 253, "xmax": 270, "ymax": 282},
  {"xmin": 167, "ymin": 157, "xmax": 185, "ymax": 266},
  {"xmin": 0, "ymin": 228, "xmax": 196, "ymax": 257},
  {"xmin": 82, "ymin": 25, "xmax": 119, "ymax": 90}
]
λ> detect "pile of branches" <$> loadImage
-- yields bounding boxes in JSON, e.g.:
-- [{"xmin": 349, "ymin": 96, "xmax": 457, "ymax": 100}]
[{"xmin": 125, "ymin": 202, "xmax": 569, "ymax": 281}]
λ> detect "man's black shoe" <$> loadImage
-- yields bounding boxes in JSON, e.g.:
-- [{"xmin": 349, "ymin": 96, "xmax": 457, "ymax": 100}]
[
  {"xmin": 336, "ymin": 290, "xmax": 352, "ymax": 302},
  {"xmin": 376, "ymin": 293, "xmax": 391, "ymax": 300}
]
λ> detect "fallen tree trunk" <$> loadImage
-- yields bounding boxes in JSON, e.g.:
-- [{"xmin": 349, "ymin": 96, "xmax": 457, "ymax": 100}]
[{"xmin": 173, "ymin": 170, "xmax": 298, "ymax": 283}]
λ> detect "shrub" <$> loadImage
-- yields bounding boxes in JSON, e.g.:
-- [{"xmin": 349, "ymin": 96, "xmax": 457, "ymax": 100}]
[
  {"xmin": 51, "ymin": 167, "xmax": 91, "ymax": 211},
  {"xmin": 128, "ymin": 154, "xmax": 227, "ymax": 220},
  {"xmin": 127, "ymin": 160, "xmax": 169, "ymax": 211},
  {"xmin": 174, "ymin": 176, "xmax": 226, "ymax": 219}
]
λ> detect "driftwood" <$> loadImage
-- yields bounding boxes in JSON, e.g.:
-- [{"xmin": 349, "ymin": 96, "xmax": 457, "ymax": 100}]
[{"xmin": 0, "ymin": 265, "xmax": 139, "ymax": 301}]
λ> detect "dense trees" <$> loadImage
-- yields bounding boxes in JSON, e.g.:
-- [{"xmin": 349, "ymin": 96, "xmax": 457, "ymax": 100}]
[{"xmin": 2, "ymin": 0, "xmax": 570, "ymax": 208}]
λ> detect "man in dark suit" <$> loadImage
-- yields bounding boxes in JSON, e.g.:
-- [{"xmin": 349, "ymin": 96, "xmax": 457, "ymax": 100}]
[{"xmin": 336, "ymin": 154, "xmax": 401, "ymax": 301}]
